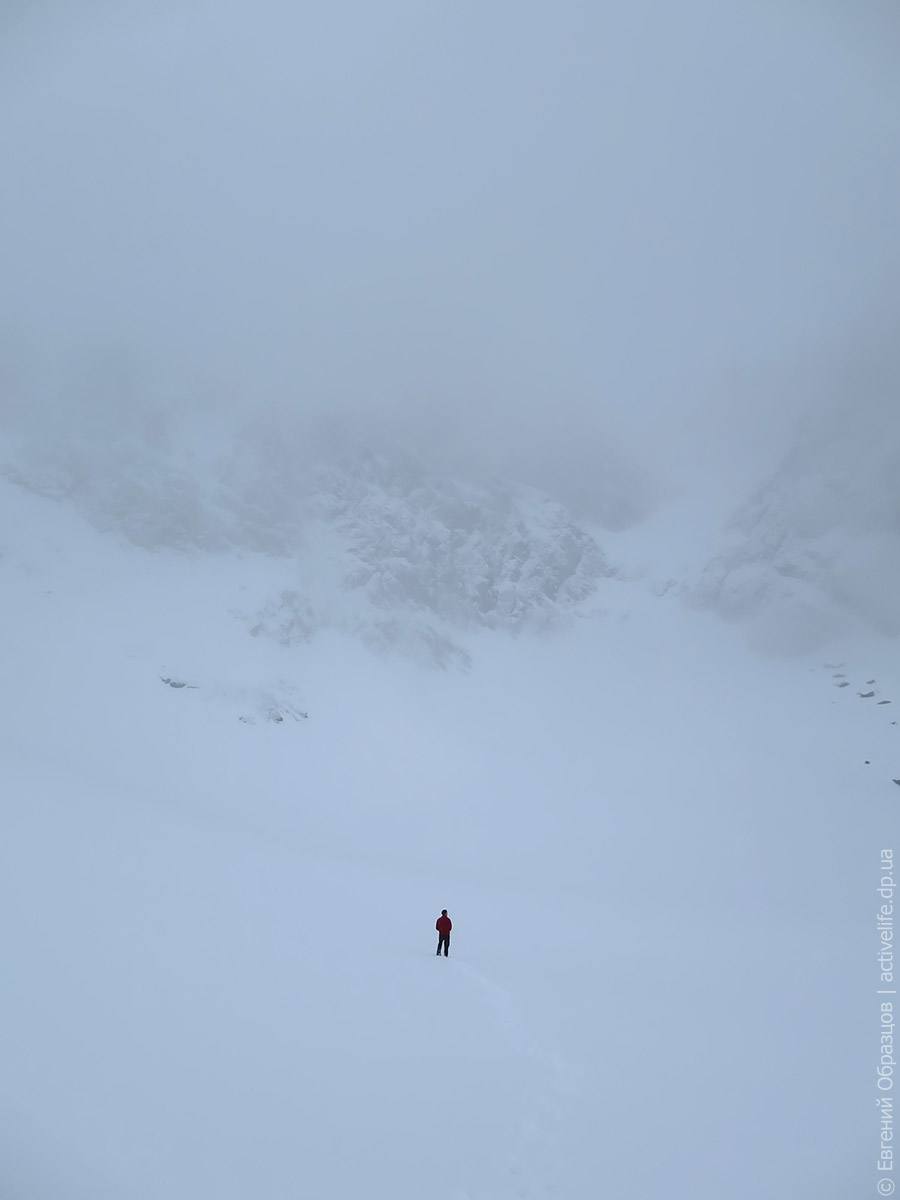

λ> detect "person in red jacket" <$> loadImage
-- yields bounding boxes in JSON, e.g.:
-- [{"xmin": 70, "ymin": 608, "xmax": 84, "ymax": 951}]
[{"xmin": 435, "ymin": 909, "xmax": 452, "ymax": 957}]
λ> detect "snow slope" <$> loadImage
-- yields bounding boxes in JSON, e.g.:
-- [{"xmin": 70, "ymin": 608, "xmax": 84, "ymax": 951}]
[
  {"xmin": 689, "ymin": 396, "xmax": 900, "ymax": 653},
  {"xmin": 1, "ymin": 474, "xmax": 896, "ymax": 1198}
]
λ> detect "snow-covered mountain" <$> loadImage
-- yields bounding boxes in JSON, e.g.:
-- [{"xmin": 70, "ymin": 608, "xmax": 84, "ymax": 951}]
[
  {"xmin": 6, "ymin": 396, "xmax": 898, "ymax": 674},
  {"xmin": 3, "ymin": 397, "xmax": 899, "ymax": 1198},
  {"xmin": 1, "ymin": 411, "xmax": 619, "ymax": 670},
  {"xmin": 2, "ymin": 437, "xmax": 896, "ymax": 1199},
  {"xmin": 690, "ymin": 397, "xmax": 900, "ymax": 651},
  {"xmin": 2, "ymin": 0, "xmax": 895, "ymax": 1188}
]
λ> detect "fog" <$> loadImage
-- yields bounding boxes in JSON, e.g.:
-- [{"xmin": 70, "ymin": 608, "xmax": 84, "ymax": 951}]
[
  {"xmin": 1, "ymin": 0, "xmax": 898, "ymax": 506},
  {"xmin": 3, "ymin": 11, "xmax": 900, "ymax": 1192}
]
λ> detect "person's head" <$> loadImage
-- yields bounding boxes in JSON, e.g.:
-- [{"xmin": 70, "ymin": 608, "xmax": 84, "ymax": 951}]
[{"xmin": 441, "ymin": 909, "xmax": 447, "ymax": 916}]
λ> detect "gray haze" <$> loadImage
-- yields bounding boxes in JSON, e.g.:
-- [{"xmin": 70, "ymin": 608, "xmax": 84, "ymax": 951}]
[{"xmin": 1, "ymin": 0, "xmax": 898, "ymax": 505}]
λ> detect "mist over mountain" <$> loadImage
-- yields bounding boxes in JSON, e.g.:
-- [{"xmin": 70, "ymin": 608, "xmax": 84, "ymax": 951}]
[
  {"xmin": 1, "ymin": 4, "xmax": 898, "ymax": 1196},
  {"xmin": 2, "ymin": 0, "xmax": 896, "ymax": 514},
  {"xmin": 2, "ymin": 354, "xmax": 899, "ymax": 661},
  {"xmin": 691, "ymin": 392, "xmax": 900, "ymax": 650}
]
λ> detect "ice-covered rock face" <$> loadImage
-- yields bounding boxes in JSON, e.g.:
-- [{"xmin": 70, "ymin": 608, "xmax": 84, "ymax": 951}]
[
  {"xmin": 306, "ymin": 451, "xmax": 613, "ymax": 626},
  {"xmin": 690, "ymin": 398, "xmax": 900, "ymax": 652},
  {"xmin": 5, "ymin": 388, "xmax": 896, "ymax": 660},
  {"xmin": 0, "ymin": 414, "xmax": 617, "ymax": 667}
]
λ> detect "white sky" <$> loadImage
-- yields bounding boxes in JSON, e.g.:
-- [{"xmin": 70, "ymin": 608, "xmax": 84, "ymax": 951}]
[{"xmin": 1, "ymin": 1, "xmax": 897, "ymax": 494}]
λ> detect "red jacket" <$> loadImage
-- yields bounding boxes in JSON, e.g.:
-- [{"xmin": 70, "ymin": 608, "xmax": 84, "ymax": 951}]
[{"xmin": 436, "ymin": 915, "xmax": 452, "ymax": 935}]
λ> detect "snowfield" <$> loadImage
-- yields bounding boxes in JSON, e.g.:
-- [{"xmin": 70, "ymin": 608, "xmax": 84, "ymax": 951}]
[{"xmin": 1, "ymin": 470, "xmax": 896, "ymax": 1198}]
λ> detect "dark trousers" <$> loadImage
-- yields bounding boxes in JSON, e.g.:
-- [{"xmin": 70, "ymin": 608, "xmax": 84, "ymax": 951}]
[{"xmin": 436, "ymin": 934, "xmax": 450, "ymax": 957}]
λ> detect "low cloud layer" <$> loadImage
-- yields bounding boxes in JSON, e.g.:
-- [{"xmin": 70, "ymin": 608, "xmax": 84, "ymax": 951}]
[{"xmin": 1, "ymin": 1, "xmax": 897, "ymax": 511}]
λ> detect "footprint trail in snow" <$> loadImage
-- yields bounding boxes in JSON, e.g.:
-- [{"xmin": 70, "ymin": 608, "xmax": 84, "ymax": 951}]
[{"xmin": 451, "ymin": 960, "xmax": 575, "ymax": 1199}]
